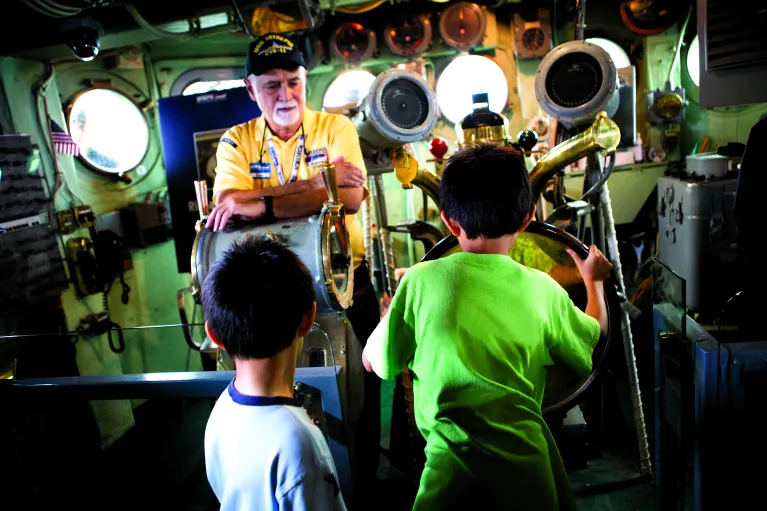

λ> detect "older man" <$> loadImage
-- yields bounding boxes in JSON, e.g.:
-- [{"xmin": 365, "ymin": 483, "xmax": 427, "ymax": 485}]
[{"xmin": 207, "ymin": 32, "xmax": 382, "ymax": 492}]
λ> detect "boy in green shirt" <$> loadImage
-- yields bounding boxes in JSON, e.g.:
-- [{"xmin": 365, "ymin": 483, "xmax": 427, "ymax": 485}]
[{"xmin": 362, "ymin": 143, "xmax": 612, "ymax": 510}]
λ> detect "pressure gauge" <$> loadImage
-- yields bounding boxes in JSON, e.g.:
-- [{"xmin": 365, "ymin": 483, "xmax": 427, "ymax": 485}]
[
  {"xmin": 332, "ymin": 22, "xmax": 377, "ymax": 65},
  {"xmin": 385, "ymin": 14, "xmax": 432, "ymax": 58},
  {"xmin": 534, "ymin": 40, "xmax": 619, "ymax": 127},
  {"xmin": 439, "ymin": 2, "xmax": 486, "ymax": 51},
  {"xmin": 513, "ymin": 8, "xmax": 553, "ymax": 59},
  {"xmin": 522, "ymin": 27, "xmax": 545, "ymax": 51}
]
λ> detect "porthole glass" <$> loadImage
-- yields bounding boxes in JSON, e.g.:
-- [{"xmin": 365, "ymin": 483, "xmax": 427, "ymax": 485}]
[{"xmin": 68, "ymin": 89, "xmax": 150, "ymax": 174}]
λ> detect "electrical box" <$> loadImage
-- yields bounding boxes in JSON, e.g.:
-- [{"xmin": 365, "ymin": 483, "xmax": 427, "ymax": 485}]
[
  {"xmin": 57, "ymin": 209, "xmax": 77, "ymax": 234},
  {"xmin": 73, "ymin": 205, "xmax": 95, "ymax": 228},
  {"xmin": 120, "ymin": 202, "xmax": 171, "ymax": 247},
  {"xmin": 656, "ymin": 176, "xmax": 740, "ymax": 314}
]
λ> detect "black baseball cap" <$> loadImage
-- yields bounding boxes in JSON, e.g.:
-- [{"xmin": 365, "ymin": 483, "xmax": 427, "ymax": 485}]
[{"xmin": 245, "ymin": 33, "xmax": 306, "ymax": 77}]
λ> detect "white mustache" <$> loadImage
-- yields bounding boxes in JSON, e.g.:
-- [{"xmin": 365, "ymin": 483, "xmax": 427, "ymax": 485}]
[{"xmin": 275, "ymin": 101, "xmax": 298, "ymax": 110}]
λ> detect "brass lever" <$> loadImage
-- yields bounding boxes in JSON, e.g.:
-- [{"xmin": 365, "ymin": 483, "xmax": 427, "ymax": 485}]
[{"xmin": 321, "ymin": 162, "xmax": 339, "ymax": 205}]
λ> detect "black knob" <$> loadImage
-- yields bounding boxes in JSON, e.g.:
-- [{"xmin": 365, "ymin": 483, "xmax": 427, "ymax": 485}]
[{"xmin": 517, "ymin": 130, "xmax": 539, "ymax": 151}]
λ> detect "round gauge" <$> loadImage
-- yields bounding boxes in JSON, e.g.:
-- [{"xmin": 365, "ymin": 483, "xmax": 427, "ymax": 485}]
[
  {"xmin": 352, "ymin": 68, "xmax": 438, "ymax": 149},
  {"xmin": 439, "ymin": 2, "xmax": 486, "ymax": 50},
  {"xmin": 545, "ymin": 52, "xmax": 603, "ymax": 108},
  {"xmin": 620, "ymin": 0, "xmax": 676, "ymax": 35},
  {"xmin": 535, "ymin": 40, "xmax": 619, "ymax": 127},
  {"xmin": 381, "ymin": 79, "xmax": 429, "ymax": 129},
  {"xmin": 385, "ymin": 14, "xmax": 432, "ymax": 57},
  {"xmin": 332, "ymin": 22, "xmax": 377, "ymax": 64},
  {"xmin": 522, "ymin": 27, "xmax": 545, "ymax": 51},
  {"xmin": 654, "ymin": 92, "xmax": 684, "ymax": 119}
]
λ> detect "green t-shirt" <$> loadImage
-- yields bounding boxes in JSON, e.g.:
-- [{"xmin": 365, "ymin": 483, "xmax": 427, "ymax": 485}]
[{"xmin": 365, "ymin": 252, "xmax": 600, "ymax": 511}]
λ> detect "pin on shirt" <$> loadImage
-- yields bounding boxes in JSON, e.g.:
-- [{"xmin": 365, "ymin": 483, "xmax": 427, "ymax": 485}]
[
  {"xmin": 250, "ymin": 162, "xmax": 271, "ymax": 179},
  {"xmin": 307, "ymin": 147, "xmax": 329, "ymax": 172}
]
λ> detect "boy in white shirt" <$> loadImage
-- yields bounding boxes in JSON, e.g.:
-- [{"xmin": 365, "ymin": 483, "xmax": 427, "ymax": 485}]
[{"xmin": 202, "ymin": 236, "xmax": 347, "ymax": 511}]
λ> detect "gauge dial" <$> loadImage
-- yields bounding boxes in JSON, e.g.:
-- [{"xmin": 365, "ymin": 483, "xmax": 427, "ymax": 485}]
[
  {"xmin": 620, "ymin": 0, "xmax": 676, "ymax": 35},
  {"xmin": 332, "ymin": 22, "xmax": 376, "ymax": 64},
  {"xmin": 381, "ymin": 79, "xmax": 429, "ymax": 129},
  {"xmin": 545, "ymin": 52, "xmax": 603, "ymax": 107},
  {"xmin": 439, "ymin": 2, "xmax": 486, "ymax": 50},
  {"xmin": 522, "ymin": 27, "xmax": 545, "ymax": 51},
  {"xmin": 385, "ymin": 15, "xmax": 432, "ymax": 57}
]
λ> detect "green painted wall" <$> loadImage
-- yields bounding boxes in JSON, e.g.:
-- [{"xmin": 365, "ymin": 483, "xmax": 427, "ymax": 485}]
[
  {"xmin": 0, "ymin": 56, "xmax": 201, "ymax": 448},
  {"xmin": 3, "ymin": 8, "xmax": 765, "ymax": 448}
]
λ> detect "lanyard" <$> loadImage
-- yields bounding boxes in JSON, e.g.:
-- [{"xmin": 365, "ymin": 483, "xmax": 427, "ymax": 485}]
[{"xmin": 259, "ymin": 123, "xmax": 307, "ymax": 186}]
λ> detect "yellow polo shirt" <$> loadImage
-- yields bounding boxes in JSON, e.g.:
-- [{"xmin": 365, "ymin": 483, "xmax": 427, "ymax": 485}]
[{"xmin": 213, "ymin": 109, "xmax": 368, "ymax": 269}]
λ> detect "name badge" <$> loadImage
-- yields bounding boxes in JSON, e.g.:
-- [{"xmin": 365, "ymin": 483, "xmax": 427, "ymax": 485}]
[
  {"xmin": 250, "ymin": 162, "xmax": 271, "ymax": 179},
  {"xmin": 307, "ymin": 147, "xmax": 329, "ymax": 169}
]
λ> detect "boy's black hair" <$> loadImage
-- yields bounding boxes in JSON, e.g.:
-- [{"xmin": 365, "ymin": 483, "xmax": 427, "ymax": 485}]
[
  {"xmin": 202, "ymin": 235, "xmax": 315, "ymax": 359},
  {"xmin": 439, "ymin": 143, "xmax": 533, "ymax": 239}
]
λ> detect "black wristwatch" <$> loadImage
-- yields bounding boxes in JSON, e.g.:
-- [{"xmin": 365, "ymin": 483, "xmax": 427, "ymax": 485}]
[{"xmin": 263, "ymin": 195, "xmax": 275, "ymax": 221}]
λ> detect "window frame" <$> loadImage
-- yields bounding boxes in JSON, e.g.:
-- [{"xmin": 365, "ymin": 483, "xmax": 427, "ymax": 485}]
[
  {"xmin": 685, "ymin": 35, "xmax": 700, "ymax": 89},
  {"xmin": 66, "ymin": 86, "xmax": 151, "ymax": 177},
  {"xmin": 170, "ymin": 67, "xmax": 243, "ymax": 97}
]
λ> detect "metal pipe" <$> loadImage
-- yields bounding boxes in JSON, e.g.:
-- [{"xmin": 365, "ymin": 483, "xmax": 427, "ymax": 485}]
[
  {"xmin": 586, "ymin": 153, "xmax": 605, "ymax": 253},
  {"xmin": 574, "ymin": 0, "xmax": 586, "ymax": 40},
  {"xmin": 395, "ymin": 164, "xmax": 441, "ymax": 208},
  {"xmin": 529, "ymin": 113, "xmax": 620, "ymax": 202},
  {"xmin": 371, "ymin": 174, "xmax": 398, "ymax": 296},
  {"xmin": 361, "ymin": 192, "xmax": 375, "ymax": 286},
  {"xmin": 600, "ymin": 184, "xmax": 652, "ymax": 477},
  {"xmin": 668, "ymin": 6, "xmax": 694, "ymax": 86},
  {"xmin": 125, "ymin": 4, "xmax": 238, "ymax": 40}
]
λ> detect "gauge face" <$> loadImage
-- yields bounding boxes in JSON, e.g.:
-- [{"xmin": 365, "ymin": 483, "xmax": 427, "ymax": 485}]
[
  {"xmin": 620, "ymin": 0, "xmax": 676, "ymax": 35},
  {"xmin": 439, "ymin": 2, "xmax": 486, "ymax": 50},
  {"xmin": 522, "ymin": 28, "xmax": 545, "ymax": 51},
  {"xmin": 333, "ymin": 22, "xmax": 376, "ymax": 64},
  {"xmin": 545, "ymin": 52, "xmax": 603, "ymax": 107},
  {"xmin": 381, "ymin": 79, "xmax": 429, "ymax": 129},
  {"xmin": 655, "ymin": 93, "xmax": 684, "ymax": 119},
  {"xmin": 386, "ymin": 15, "xmax": 432, "ymax": 57}
]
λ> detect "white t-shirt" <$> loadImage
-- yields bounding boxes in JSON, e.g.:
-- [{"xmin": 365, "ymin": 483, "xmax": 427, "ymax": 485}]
[{"xmin": 205, "ymin": 380, "xmax": 347, "ymax": 511}]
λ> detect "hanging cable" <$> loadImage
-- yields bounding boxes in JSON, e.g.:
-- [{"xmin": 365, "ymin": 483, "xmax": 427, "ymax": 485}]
[
  {"xmin": 39, "ymin": 0, "xmax": 81, "ymax": 15},
  {"xmin": 125, "ymin": 4, "xmax": 238, "ymax": 40},
  {"xmin": 125, "ymin": 4, "xmax": 191, "ymax": 40},
  {"xmin": 22, "ymin": 0, "xmax": 70, "ymax": 17},
  {"xmin": 580, "ymin": 152, "xmax": 616, "ymax": 201}
]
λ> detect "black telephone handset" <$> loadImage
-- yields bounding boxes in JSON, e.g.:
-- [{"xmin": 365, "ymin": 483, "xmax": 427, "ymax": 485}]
[
  {"xmin": 93, "ymin": 229, "xmax": 131, "ymax": 304},
  {"xmin": 87, "ymin": 229, "xmax": 130, "ymax": 354}
]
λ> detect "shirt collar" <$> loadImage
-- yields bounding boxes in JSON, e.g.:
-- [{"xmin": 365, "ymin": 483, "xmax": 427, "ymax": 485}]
[
  {"xmin": 227, "ymin": 379, "xmax": 301, "ymax": 407},
  {"xmin": 256, "ymin": 108, "xmax": 317, "ymax": 146}
]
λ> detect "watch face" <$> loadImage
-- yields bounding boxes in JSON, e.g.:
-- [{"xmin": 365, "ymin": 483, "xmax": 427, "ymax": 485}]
[{"xmin": 523, "ymin": 27, "xmax": 545, "ymax": 51}]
